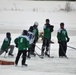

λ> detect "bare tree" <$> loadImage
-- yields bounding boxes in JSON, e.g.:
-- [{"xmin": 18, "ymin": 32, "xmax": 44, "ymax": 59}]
[{"xmin": 65, "ymin": 2, "xmax": 72, "ymax": 12}]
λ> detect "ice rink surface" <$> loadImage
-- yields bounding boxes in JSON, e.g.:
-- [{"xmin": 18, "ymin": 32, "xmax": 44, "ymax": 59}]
[{"xmin": 0, "ymin": 1, "xmax": 76, "ymax": 75}]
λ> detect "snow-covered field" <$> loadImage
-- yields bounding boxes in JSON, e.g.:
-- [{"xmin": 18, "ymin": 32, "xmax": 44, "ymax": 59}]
[
  {"xmin": 0, "ymin": 36, "xmax": 76, "ymax": 75},
  {"xmin": 0, "ymin": 1, "xmax": 76, "ymax": 75}
]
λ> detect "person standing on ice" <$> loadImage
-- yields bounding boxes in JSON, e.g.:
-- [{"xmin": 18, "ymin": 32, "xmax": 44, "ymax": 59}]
[
  {"xmin": 27, "ymin": 26, "xmax": 35, "ymax": 58},
  {"xmin": 31, "ymin": 22, "xmax": 39, "ymax": 56},
  {"xmin": 57, "ymin": 22, "xmax": 70, "ymax": 58},
  {"xmin": 41, "ymin": 19, "xmax": 54, "ymax": 57},
  {"xmin": 14, "ymin": 30, "xmax": 30, "ymax": 66},
  {"xmin": 0, "ymin": 32, "xmax": 14, "ymax": 56}
]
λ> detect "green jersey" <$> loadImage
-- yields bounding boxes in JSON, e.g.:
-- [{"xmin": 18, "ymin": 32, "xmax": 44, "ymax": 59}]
[
  {"xmin": 43, "ymin": 24, "xmax": 53, "ymax": 39},
  {"xmin": 1, "ymin": 37, "xmax": 11, "ymax": 51},
  {"xmin": 33, "ymin": 28, "xmax": 39, "ymax": 41},
  {"xmin": 14, "ymin": 35, "xmax": 30, "ymax": 50},
  {"xmin": 57, "ymin": 28, "xmax": 68, "ymax": 41}
]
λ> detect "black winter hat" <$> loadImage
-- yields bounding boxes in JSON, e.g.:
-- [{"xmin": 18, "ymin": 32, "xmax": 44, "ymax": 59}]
[
  {"xmin": 6, "ymin": 32, "xmax": 11, "ymax": 36},
  {"xmin": 60, "ymin": 22, "xmax": 64, "ymax": 26},
  {"xmin": 46, "ymin": 19, "xmax": 50, "ymax": 22},
  {"xmin": 29, "ymin": 26, "xmax": 33, "ymax": 32},
  {"xmin": 22, "ymin": 30, "xmax": 28, "ymax": 35}
]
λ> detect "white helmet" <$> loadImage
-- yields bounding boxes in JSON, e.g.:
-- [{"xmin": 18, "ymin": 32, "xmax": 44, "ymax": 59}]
[{"xmin": 34, "ymin": 22, "xmax": 39, "ymax": 26}]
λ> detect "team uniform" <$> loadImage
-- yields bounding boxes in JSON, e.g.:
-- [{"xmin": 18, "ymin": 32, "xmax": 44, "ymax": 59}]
[
  {"xmin": 14, "ymin": 35, "xmax": 30, "ymax": 66},
  {"xmin": 41, "ymin": 24, "xmax": 54, "ymax": 57},
  {"xmin": 57, "ymin": 28, "xmax": 69, "ymax": 57},
  {"xmin": 31, "ymin": 25, "xmax": 39, "ymax": 55},
  {"xmin": 27, "ymin": 31, "xmax": 34, "ymax": 58},
  {"xmin": 0, "ymin": 34, "xmax": 14, "ymax": 56}
]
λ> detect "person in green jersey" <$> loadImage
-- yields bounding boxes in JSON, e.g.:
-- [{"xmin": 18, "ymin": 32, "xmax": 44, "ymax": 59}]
[
  {"xmin": 14, "ymin": 30, "xmax": 30, "ymax": 66},
  {"xmin": 31, "ymin": 22, "xmax": 39, "ymax": 56},
  {"xmin": 0, "ymin": 32, "xmax": 14, "ymax": 56},
  {"xmin": 57, "ymin": 22, "xmax": 70, "ymax": 58},
  {"xmin": 41, "ymin": 19, "xmax": 54, "ymax": 57}
]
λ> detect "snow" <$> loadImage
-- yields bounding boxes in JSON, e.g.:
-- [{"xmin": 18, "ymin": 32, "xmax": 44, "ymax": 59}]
[
  {"xmin": 0, "ymin": 35, "xmax": 76, "ymax": 75},
  {"xmin": 0, "ymin": 1, "xmax": 76, "ymax": 32},
  {"xmin": 0, "ymin": 1, "xmax": 76, "ymax": 75}
]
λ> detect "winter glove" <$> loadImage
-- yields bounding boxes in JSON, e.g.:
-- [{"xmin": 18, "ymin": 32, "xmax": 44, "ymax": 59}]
[
  {"xmin": 50, "ymin": 25, "xmax": 54, "ymax": 32},
  {"xmin": 67, "ymin": 38, "xmax": 70, "ymax": 42}
]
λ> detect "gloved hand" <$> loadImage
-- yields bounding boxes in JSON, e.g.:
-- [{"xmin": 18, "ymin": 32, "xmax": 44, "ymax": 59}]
[{"xmin": 67, "ymin": 37, "xmax": 70, "ymax": 42}]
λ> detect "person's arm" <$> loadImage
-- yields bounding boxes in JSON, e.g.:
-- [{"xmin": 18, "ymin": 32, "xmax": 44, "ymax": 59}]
[
  {"xmin": 57, "ymin": 30, "xmax": 62, "ymax": 44},
  {"xmin": 14, "ymin": 38, "xmax": 19, "ymax": 47},
  {"xmin": 66, "ymin": 30, "xmax": 70, "ymax": 42},
  {"xmin": 26, "ymin": 40, "xmax": 30, "ymax": 49},
  {"xmin": 36, "ymin": 29, "xmax": 39, "ymax": 41},
  {"xmin": 8, "ymin": 37, "xmax": 11, "ymax": 46},
  {"xmin": 25, "ymin": 37, "xmax": 30, "ymax": 49}
]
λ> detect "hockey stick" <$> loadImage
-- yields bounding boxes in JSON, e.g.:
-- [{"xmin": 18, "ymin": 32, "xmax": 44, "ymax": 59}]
[
  {"xmin": 35, "ymin": 51, "xmax": 43, "ymax": 59},
  {"xmin": 48, "ymin": 44, "xmax": 51, "ymax": 57},
  {"xmin": 35, "ymin": 44, "xmax": 42, "ymax": 51},
  {"xmin": 33, "ymin": 44, "xmax": 43, "ymax": 59},
  {"xmin": 35, "ymin": 44, "xmax": 54, "ymax": 58},
  {"xmin": 67, "ymin": 45, "xmax": 76, "ymax": 50},
  {"xmin": 60, "ymin": 45, "xmax": 68, "ymax": 59}
]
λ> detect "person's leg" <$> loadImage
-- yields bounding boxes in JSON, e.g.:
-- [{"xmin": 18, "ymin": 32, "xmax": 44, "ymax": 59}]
[
  {"xmin": 22, "ymin": 50, "xmax": 27, "ymax": 66},
  {"xmin": 30, "ymin": 40, "xmax": 36, "ymax": 56},
  {"xmin": 8, "ymin": 45, "xmax": 14, "ymax": 56},
  {"xmin": 45, "ymin": 39, "xmax": 50, "ymax": 55},
  {"xmin": 41, "ymin": 39, "xmax": 46, "ymax": 56},
  {"xmin": 15, "ymin": 50, "xmax": 22, "ymax": 65},
  {"xmin": 65, "ymin": 42, "xmax": 67, "ymax": 55},
  {"xmin": 0, "ymin": 50, "xmax": 5, "ymax": 55},
  {"xmin": 63, "ymin": 42, "xmax": 67, "ymax": 57},
  {"xmin": 60, "ymin": 42, "xmax": 65, "ymax": 57},
  {"xmin": 32, "ymin": 40, "xmax": 36, "ymax": 53},
  {"xmin": 59, "ymin": 44, "xmax": 63, "ymax": 57}
]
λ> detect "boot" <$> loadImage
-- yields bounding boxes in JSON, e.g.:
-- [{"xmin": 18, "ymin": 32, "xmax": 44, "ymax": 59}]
[{"xmin": 8, "ymin": 52, "xmax": 14, "ymax": 56}]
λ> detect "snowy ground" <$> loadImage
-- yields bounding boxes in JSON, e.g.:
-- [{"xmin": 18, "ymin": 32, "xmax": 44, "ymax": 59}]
[
  {"xmin": 0, "ymin": 34, "xmax": 76, "ymax": 75},
  {"xmin": 0, "ymin": 1, "xmax": 76, "ymax": 75}
]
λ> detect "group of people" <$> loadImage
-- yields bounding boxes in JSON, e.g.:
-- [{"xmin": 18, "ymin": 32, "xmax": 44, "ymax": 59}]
[{"xmin": 0, "ymin": 19, "xmax": 70, "ymax": 66}]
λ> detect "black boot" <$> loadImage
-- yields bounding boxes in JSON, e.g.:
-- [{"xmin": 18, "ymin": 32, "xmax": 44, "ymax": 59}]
[
  {"xmin": 22, "ymin": 64, "xmax": 28, "ymax": 67},
  {"xmin": 8, "ymin": 52, "xmax": 14, "ymax": 56},
  {"xmin": 45, "ymin": 51, "xmax": 50, "ymax": 57}
]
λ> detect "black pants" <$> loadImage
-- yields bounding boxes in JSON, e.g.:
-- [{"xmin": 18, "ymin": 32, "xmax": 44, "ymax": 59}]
[
  {"xmin": 59, "ymin": 41, "xmax": 67, "ymax": 57},
  {"xmin": 28, "ymin": 44, "xmax": 32, "ymax": 57},
  {"xmin": 42, "ymin": 38, "xmax": 50, "ymax": 53},
  {"xmin": 31, "ymin": 40, "xmax": 37, "ymax": 53},
  {"xmin": 15, "ymin": 50, "xmax": 27, "ymax": 65}
]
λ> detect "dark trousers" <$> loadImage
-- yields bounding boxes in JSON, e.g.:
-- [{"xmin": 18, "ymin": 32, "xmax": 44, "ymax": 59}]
[
  {"xmin": 15, "ymin": 50, "xmax": 27, "ymax": 65},
  {"xmin": 42, "ymin": 38, "xmax": 50, "ymax": 54},
  {"xmin": 0, "ymin": 45, "xmax": 14, "ymax": 55},
  {"xmin": 31, "ymin": 40, "xmax": 37, "ymax": 53},
  {"xmin": 59, "ymin": 41, "xmax": 67, "ymax": 57},
  {"xmin": 28, "ymin": 44, "xmax": 32, "ymax": 57}
]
